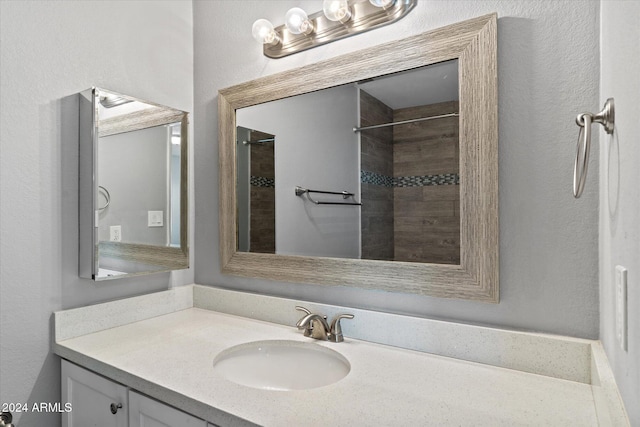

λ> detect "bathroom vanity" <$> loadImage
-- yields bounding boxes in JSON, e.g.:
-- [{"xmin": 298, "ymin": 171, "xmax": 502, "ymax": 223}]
[{"xmin": 54, "ymin": 285, "xmax": 629, "ymax": 426}]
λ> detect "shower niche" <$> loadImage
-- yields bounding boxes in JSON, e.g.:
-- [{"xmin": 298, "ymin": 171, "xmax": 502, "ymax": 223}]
[{"xmin": 78, "ymin": 87, "xmax": 189, "ymax": 280}]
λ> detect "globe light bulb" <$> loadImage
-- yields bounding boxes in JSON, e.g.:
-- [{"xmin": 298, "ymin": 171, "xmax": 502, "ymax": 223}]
[
  {"xmin": 323, "ymin": 0, "xmax": 352, "ymax": 23},
  {"xmin": 369, "ymin": 0, "xmax": 395, "ymax": 8},
  {"xmin": 285, "ymin": 7, "xmax": 314, "ymax": 35},
  {"xmin": 252, "ymin": 19, "xmax": 280, "ymax": 45}
]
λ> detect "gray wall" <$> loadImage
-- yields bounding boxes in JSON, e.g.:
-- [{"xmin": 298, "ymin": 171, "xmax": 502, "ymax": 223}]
[
  {"xmin": 599, "ymin": 1, "xmax": 640, "ymax": 424},
  {"xmin": 237, "ymin": 85, "xmax": 360, "ymax": 258},
  {"xmin": 0, "ymin": 2, "xmax": 194, "ymax": 426},
  {"xmin": 194, "ymin": 1, "xmax": 600, "ymax": 338}
]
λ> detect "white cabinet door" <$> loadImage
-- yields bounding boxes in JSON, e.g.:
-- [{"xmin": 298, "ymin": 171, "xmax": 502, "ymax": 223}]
[
  {"xmin": 129, "ymin": 390, "xmax": 206, "ymax": 427},
  {"xmin": 61, "ymin": 360, "xmax": 128, "ymax": 427}
]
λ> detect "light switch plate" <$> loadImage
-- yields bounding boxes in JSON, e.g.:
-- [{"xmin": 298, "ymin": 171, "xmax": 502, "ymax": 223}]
[
  {"xmin": 615, "ymin": 265, "xmax": 628, "ymax": 351},
  {"xmin": 148, "ymin": 210, "xmax": 164, "ymax": 227}
]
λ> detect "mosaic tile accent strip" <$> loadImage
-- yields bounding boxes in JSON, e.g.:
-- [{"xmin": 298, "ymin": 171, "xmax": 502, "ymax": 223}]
[
  {"xmin": 394, "ymin": 173, "xmax": 459, "ymax": 187},
  {"xmin": 361, "ymin": 170, "xmax": 394, "ymax": 187},
  {"xmin": 250, "ymin": 176, "xmax": 275, "ymax": 188},
  {"xmin": 361, "ymin": 170, "xmax": 459, "ymax": 187}
]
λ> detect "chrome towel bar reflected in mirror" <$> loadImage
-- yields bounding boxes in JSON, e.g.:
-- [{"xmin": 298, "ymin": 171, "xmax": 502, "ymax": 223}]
[
  {"xmin": 295, "ymin": 186, "xmax": 362, "ymax": 206},
  {"xmin": 573, "ymin": 98, "xmax": 615, "ymax": 198}
]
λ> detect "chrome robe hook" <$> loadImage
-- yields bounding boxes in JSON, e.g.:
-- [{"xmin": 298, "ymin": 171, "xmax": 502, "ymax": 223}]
[{"xmin": 573, "ymin": 98, "xmax": 615, "ymax": 198}]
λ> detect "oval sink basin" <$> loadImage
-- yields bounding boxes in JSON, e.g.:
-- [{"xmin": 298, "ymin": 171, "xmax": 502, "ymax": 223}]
[{"xmin": 213, "ymin": 340, "xmax": 350, "ymax": 391}]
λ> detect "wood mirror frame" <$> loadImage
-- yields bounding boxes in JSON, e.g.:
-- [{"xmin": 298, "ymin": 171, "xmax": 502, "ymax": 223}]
[{"xmin": 219, "ymin": 13, "xmax": 498, "ymax": 302}]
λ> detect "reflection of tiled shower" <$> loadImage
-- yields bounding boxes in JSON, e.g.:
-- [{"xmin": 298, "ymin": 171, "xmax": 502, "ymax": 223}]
[
  {"xmin": 237, "ymin": 127, "xmax": 276, "ymax": 254},
  {"xmin": 359, "ymin": 91, "xmax": 460, "ymax": 264},
  {"xmin": 360, "ymin": 91, "xmax": 395, "ymax": 261},
  {"xmin": 248, "ymin": 131, "xmax": 276, "ymax": 253}
]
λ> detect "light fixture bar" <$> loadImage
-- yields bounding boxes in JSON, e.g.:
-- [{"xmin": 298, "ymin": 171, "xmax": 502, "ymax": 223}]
[{"xmin": 263, "ymin": 0, "xmax": 417, "ymax": 59}]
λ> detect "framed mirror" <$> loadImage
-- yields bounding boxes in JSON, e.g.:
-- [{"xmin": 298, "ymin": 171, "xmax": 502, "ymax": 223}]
[
  {"xmin": 79, "ymin": 87, "xmax": 189, "ymax": 280},
  {"xmin": 219, "ymin": 14, "xmax": 498, "ymax": 302}
]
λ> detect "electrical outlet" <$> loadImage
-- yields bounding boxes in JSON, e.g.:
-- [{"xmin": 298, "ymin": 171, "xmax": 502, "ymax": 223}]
[
  {"xmin": 110, "ymin": 225, "xmax": 122, "ymax": 242},
  {"xmin": 615, "ymin": 265, "xmax": 627, "ymax": 351}
]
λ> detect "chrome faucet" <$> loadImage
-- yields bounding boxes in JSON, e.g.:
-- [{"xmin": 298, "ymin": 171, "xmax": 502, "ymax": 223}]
[{"xmin": 295, "ymin": 306, "xmax": 354, "ymax": 342}]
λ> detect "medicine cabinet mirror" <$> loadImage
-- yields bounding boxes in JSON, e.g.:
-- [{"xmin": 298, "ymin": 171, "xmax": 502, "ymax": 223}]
[
  {"xmin": 79, "ymin": 88, "xmax": 189, "ymax": 280},
  {"xmin": 219, "ymin": 14, "xmax": 498, "ymax": 301}
]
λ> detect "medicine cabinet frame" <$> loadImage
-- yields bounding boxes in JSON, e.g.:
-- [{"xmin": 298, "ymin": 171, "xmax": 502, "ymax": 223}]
[{"xmin": 79, "ymin": 87, "xmax": 189, "ymax": 280}]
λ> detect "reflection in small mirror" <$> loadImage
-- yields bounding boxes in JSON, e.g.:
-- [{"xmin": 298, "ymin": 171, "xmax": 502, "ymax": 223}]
[
  {"xmin": 79, "ymin": 88, "xmax": 189, "ymax": 280},
  {"xmin": 98, "ymin": 122, "xmax": 181, "ymax": 247},
  {"xmin": 235, "ymin": 59, "xmax": 459, "ymax": 264}
]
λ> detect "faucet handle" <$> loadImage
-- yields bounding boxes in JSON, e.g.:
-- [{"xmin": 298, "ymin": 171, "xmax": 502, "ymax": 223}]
[
  {"xmin": 295, "ymin": 306, "xmax": 312, "ymax": 315},
  {"xmin": 295, "ymin": 306, "xmax": 313, "ymax": 336},
  {"xmin": 329, "ymin": 314, "xmax": 354, "ymax": 343}
]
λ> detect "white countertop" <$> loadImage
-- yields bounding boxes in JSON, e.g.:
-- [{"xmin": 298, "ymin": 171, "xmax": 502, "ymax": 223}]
[{"xmin": 56, "ymin": 307, "xmax": 602, "ymax": 426}]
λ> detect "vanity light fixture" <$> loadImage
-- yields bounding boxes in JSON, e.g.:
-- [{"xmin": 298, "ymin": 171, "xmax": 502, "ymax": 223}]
[
  {"xmin": 251, "ymin": 19, "xmax": 280, "ymax": 46},
  {"xmin": 369, "ymin": 0, "xmax": 396, "ymax": 8},
  {"xmin": 322, "ymin": 0, "xmax": 352, "ymax": 23},
  {"xmin": 252, "ymin": 0, "xmax": 416, "ymax": 58},
  {"xmin": 284, "ymin": 7, "xmax": 314, "ymax": 35}
]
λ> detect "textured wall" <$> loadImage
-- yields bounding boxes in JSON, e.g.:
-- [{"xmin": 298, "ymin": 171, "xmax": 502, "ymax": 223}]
[
  {"xmin": 194, "ymin": 1, "xmax": 600, "ymax": 338},
  {"xmin": 599, "ymin": 1, "xmax": 640, "ymax": 424},
  {"xmin": 0, "ymin": 2, "xmax": 193, "ymax": 425}
]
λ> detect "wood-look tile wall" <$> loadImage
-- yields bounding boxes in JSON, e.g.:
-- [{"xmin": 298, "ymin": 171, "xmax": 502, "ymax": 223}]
[
  {"xmin": 249, "ymin": 131, "xmax": 275, "ymax": 253},
  {"xmin": 393, "ymin": 101, "xmax": 460, "ymax": 264},
  {"xmin": 359, "ymin": 91, "xmax": 460, "ymax": 264},
  {"xmin": 360, "ymin": 91, "xmax": 394, "ymax": 261}
]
